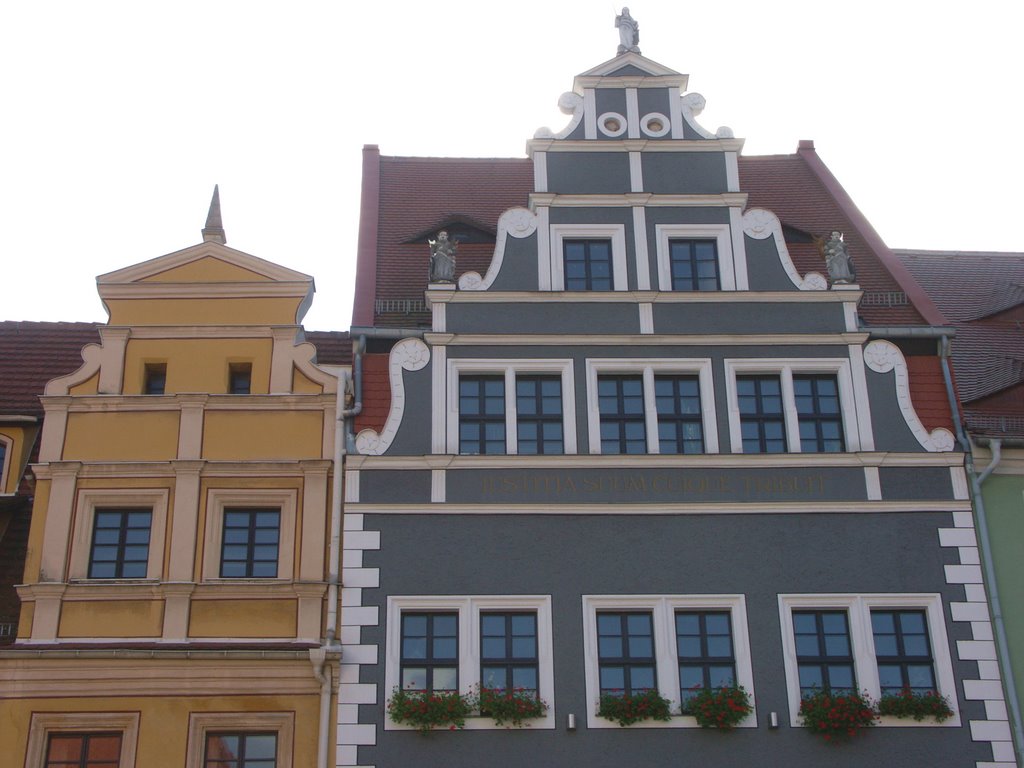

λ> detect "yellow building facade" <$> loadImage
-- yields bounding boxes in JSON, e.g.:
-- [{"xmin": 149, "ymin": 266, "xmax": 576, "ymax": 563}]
[{"xmin": 0, "ymin": 200, "xmax": 348, "ymax": 768}]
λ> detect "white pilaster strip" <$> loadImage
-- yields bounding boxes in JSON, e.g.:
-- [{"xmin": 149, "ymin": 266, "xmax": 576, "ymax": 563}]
[
  {"xmin": 629, "ymin": 152, "xmax": 644, "ymax": 193},
  {"xmin": 864, "ymin": 467, "xmax": 882, "ymax": 500},
  {"xmin": 639, "ymin": 304, "xmax": 654, "ymax": 334},
  {"xmin": 668, "ymin": 86, "xmax": 684, "ymax": 139},
  {"xmin": 843, "ymin": 302, "xmax": 859, "ymax": 333},
  {"xmin": 584, "ymin": 89, "xmax": 597, "ymax": 140},
  {"xmin": 432, "ymin": 301, "xmax": 446, "ymax": 333},
  {"xmin": 725, "ymin": 151, "xmax": 740, "ymax": 193},
  {"xmin": 626, "ymin": 88, "xmax": 640, "ymax": 139},
  {"xmin": 728, "ymin": 207, "xmax": 749, "ymax": 290},
  {"xmin": 431, "ymin": 469, "xmax": 446, "ymax": 503},
  {"xmin": 848, "ymin": 344, "xmax": 876, "ymax": 452},
  {"xmin": 431, "ymin": 345, "xmax": 447, "ymax": 454},
  {"xmin": 951, "ymin": 466, "xmax": 970, "ymax": 500},
  {"xmin": 533, "ymin": 151, "xmax": 548, "ymax": 193},
  {"xmin": 537, "ymin": 206, "xmax": 552, "ymax": 290},
  {"xmin": 632, "ymin": 205, "xmax": 650, "ymax": 290},
  {"xmin": 344, "ymin": 470, "xmax": 360, "ymax": 503}
]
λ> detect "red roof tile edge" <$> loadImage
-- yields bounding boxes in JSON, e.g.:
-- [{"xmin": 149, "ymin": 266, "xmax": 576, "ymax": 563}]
[
  {"xmin": 796, "ymin": 142, "xmax": 947, "ymax": 327},
  {"xmin": 353, "ymin": 144, "xmax": 381, "ymax": 327}
]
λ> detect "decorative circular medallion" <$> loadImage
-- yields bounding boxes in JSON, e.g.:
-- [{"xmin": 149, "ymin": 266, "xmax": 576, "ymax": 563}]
[{"xmin": 598, "ymin": 112, "xmax": 628, "ymax": 138}]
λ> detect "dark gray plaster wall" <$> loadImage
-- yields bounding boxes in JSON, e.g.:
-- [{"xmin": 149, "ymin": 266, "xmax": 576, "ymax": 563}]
[
  {"xmin": 880, "ymin": 467, "xmax": 955, "ymax": 500},
  {"xmin": 488, "ymin": 231, "xmax": 539, "ymax": 292},
  {"xmin": 641, "ymin": 152, "xmax": 728, "ymax": 194},
  {"xmin": 446, "ymin": 466, "xmax": 866, "ymax": 505},
  {"xmin": 447, "ymin": 303, "xmax": 640, "ymax": 336},
  {"xmin": 359, "ymin": 470, "xmax": 431, "ymax": 504},
  {"xmin": 866, "ymin": 368, "xmax": 928, "ymax": 453},
  {"xmin": 357, "ymin": 511, "xmax": 986, "ymax": 767},
  {"xmin": 547, "ymin": 152, "xmax": 631, "ymax": 194},
  {"xmin": 745, "ymin": 235, "xmax": 803, "ymax": 292},
  {"xmin": 383, "ymin": 361, "xmax": 433, "ymax": 456},
  {"xmin": 594, "ymin": 89, "xmax": 628, "ymax": 131},
  {"xmin": 652, "ymin": 302, "xmax": 844, "ymax": 335},
  {"xmin": 636, "ymin": 88, "xmax": 670, "ymax": 126}
]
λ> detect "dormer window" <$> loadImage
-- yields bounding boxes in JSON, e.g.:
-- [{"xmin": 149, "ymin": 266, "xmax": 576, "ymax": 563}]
[
  {"xmin": 229, "ymin": 363, "xmax": 252, "ymax": 395},
  {"xmin": 143, "ymin": 364, "xmax": 166, "ymax": 395},
  {"xmin": 564, "ymin": 240, "xmax": 613, "ymax": 291}
]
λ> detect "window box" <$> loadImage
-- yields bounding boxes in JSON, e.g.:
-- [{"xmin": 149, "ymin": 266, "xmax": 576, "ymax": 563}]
[
  {"xmin": 684, "ymin": 683, "xmax": 753, "ymax": 731},
  {"xmin": 799, "ymin": 689, "xmax": 877, "ymax": 742},
  {"xmin": 597, "ymin": 688, "xmax": 673, "ymax": 726}
]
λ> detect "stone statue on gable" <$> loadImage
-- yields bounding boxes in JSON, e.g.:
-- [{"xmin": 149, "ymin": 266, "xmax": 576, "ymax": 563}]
[
  {"xmin": 428, "ymin": 230, "xmax": 458, "ymax": 283},
  {"xmin": 615, "ymin": 8, "xmax": 640, "ymax": 55},
  {"xmin": 822, "ymin": 230, "xmax": 856, "ymax": 285}
]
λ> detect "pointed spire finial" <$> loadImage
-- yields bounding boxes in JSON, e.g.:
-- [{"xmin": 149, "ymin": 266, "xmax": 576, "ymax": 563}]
[{"xmin": 202, "ymin": 184, "xmax": 226, "ymax": 244}]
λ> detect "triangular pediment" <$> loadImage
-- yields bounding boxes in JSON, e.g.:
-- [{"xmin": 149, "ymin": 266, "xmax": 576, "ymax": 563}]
[
  {"xmin": 98, "ymin": 241, "xmax": 312, "ymax": 286},
  {"xmin": 576, "ymin": 53, "xmax": 687, "ymax": 89}
]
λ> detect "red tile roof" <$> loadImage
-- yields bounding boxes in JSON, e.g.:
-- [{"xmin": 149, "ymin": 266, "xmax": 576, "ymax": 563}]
[
  {"xmin": 356, "ymin": 146, "xmax": 942, "ymax": 328},
  {"xmin": 897, "ymin": 250, "xmax": 1024, "ymax": 438},
  {"xmin": 0, "ymin": 322, "xmax": 101, "ymax": 417},
  {"xmin": 305, "ymin": 331, "xmax": 353, "ymax": 366}
]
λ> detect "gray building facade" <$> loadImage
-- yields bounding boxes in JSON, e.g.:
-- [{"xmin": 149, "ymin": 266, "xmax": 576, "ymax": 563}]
[{"xmin": 338, "ymin": 49, "xmax": 1012, "ymax": 767}]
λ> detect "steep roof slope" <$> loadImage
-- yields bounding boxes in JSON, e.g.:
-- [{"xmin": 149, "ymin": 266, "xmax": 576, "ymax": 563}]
[
  {"xmin": 0, "ymin": 322, "xmax": 102, "ymax": 417},
  {"xmin": 898, "ymin": 250, "xmax": 1024, "ymax": 439},
  {"xmin": 355, "ymin": 146, "xmax": 942, "ymax": 329}
]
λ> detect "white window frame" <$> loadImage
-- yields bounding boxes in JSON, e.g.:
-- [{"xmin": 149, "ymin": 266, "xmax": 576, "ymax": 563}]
[
  {"xmin": 185, "ymin": 711, "xmax": 294, "ymax": 768},
  {"xmin": 582, "ymin": 594, "xmax": 755, "ymax": 729},
  {"xmin": 548, "ymin": 224, "xmax": 629, "ymax": 291},
  {"xmin": 68, "ymin": 488, "xmax": 169, "ymax": 581},
  {"xmin": 723, "ymin": 358, "xmax": 862, "ymax": 454},
  {"xmin": 585, "ymin": 358, "xmax": 718, "ymax": 455},
  {"xmin": 778, "ymin": 593, "xmax": 961, "ymax": 728},
  {"xmin": 655, "ymin": 224, "xmax": 737, "ymax": 291},
  {"xmin": 25, "ymin": 711, "xmax": 140, "ymax": 768},
  {"xmin": 384, "ymin": 595, "xmax": 556, "ymax": 730},
  {"xmin": 202, "ymin": 488, "xmax": 297, "ymax": 582},
  {"xmin": 0, "ymin": 433, "xmax": 12, "ymax": 493},
  {"xmin": 446, "ymin": 359, "xmax": 577, "ymax": 455}
]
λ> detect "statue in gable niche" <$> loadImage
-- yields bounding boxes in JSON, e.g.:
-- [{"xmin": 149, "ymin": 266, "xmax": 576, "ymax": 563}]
[
  {"xmin": 428, "ymin": 230, "xmax": 457, "ymax": 283},
  {"xmin": 615, "ymin": 8, "xmax": 640, "ymax": 54},
  {"xmin": 822, "ymin": 230, "xmax": 856, "ymax": 284}
]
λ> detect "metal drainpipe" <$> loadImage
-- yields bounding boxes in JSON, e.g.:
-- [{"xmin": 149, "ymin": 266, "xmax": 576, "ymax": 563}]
[{"xmin": 940, "ymin": 334, "xmax": 1024, "ymax": 762}]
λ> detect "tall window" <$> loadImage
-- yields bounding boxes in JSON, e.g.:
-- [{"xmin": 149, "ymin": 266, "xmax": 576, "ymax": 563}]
[
  {"xmin": 228, "ymin": 363, "xmax": 252, "ymax": 395},
  {"xmin": 793, "ymin": 610, "xmax": 855, "ymax": 696},
  {"xmin": 871, "ymin": 610, "xmax": 937, "ymax": 695},
  {"xmin": 669, "ymin": 239, "xmax": 719, "ymax": 291},
  {"xmin": 459, "ymin": 376, "xmax": 505, "ymax": 455},
  {"xmin": 676, "ymin": 611, "xmax": 737, "ymax": 708},
  {"xmin": 45, "ymin": 733, "xmax": 121, "ymax": 768},
  {"xmin": 220, "ymin": 509, "xmax": 280, "ymax": 578},
  {"xmin": 88, "ymin": 509, "xmax": 151, "ymax": 579},
  {"xmin": 655, "ymin": 375, "xmax": 704, "ymax": 454},
  {"xmin": 480, "ymin": 612, "xmax": 539, "ymax": 695},
  {"xmin": 143, "ymin": 363, "xmax": 166, "ymax": 395},
  {"xmin": 737, "ymin": 375, "xmax": 786, "ymax": 453},
  {"xmin": 515, "ymin": 377, "xmax": 564, "ymax": 455},
  {"xmin": 204, "ymin": 733, "xmax": 277, "ymax": 768},
  {"xmin": 598, "ymin": 376, "xmax": 646, "ymax": 454},
  {"xmin": 794, "ymin": 375, "xmax": 844, "ymax": 452},
  {"xmin": 400, "ymin": 613, "xmax": 458, "ymax": 692},
  {"xmin": 597, "ymin": 612, "xmax": 657, "ymax": 696},
  {"xmin": 563, "ymin": 239, "xmax": 613, "ymax": 291}
]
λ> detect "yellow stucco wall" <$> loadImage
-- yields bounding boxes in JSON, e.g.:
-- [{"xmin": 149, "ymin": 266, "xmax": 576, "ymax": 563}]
[
  {"xmin": 0, "ymin": 424, "xmax": 38, "ymax": 494},
  {"xmin": 0, "ymin": 692, "xmax": 323, "ymax": 768},
  {"xmin": 189, "ymin": 599, "xmax": 297, "ymax": 638},
  {"xmin": 202, "ymin": 411, "xmax": 323, "ymax": 460},
  {"xmin": 104, "ymin": 297, "xmax": 304, "ymax": 326},
  {"xmin": 69, "ymin": 372, "xmax": 99, "ymax": 396},
  {"xmin": 21, "ymin": 479, "xmax": 50, "ymax": 583},
  {"xmin": 16, "ymin": 601, "xmax": 33, "ymax": 638},
  {"xmin": 292, "ymin": 366, "xmax": 323, "ymax": 394},
  {"xmin": 139, "ymin": 256, "xmax": 273, "ymax": 283},
  {"xmin": 59, "ymin": 600, "xmax": 164, "ymax": 638},
  {"xmin": 122, "ymin": 338, "xmax": 273, "ymax": 395},
  {"xmin": 63, "ymin": 412, "xmax": 179, "ymax": 461}
]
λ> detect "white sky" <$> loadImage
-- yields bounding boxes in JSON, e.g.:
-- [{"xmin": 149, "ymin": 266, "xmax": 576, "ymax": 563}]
[{"xmin": 2, "ymin": 0, "xmax": 1020, "ymax": 331}]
